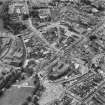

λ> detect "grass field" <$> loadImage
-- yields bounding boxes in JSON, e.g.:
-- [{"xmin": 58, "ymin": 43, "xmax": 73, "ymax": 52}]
[{"xmin": 0, "ymin": 86, "xmax": 33, "ymax": 105}]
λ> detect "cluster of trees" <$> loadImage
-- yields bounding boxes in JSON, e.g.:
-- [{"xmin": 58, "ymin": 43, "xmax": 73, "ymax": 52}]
[
  {"xmin": 3, "ymin": 21, "xmax": 27, "ymax": 35},
  {"xmin": 23, "ymin": 60, "xmax": 37, "ymax": 77},
  {"xmin": 32, "ymin": 75, "xmax": 45, "ymax": 104},
  {"xmin": 21, "ymin": 74, "xmax": 45, "ymax": 105},
  {"xmin": 1, "ymin": 1, "xmax": 27, "ymax": 35}
]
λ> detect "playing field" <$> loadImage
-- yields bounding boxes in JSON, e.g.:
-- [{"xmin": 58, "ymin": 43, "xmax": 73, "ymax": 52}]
[{"xmin": 0, "ymin": 86, "xmax": 33, "ymax": 105}]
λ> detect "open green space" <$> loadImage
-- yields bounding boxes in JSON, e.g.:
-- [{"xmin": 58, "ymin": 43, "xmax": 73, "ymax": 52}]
[{"xmin": 0, "ymin": 86, "xmax": 33, "ymax": 105}]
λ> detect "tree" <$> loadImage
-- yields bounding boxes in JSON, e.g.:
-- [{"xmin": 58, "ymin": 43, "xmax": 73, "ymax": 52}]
[
  {"xmin": 0, "ymin": 1, "xmax": 3, "ymax": 5},
  {"xmin": 32, "ymin": 96, "xmax": 38, "ymax": 104},
  {"xmin": 0, "ymin": 90, "xmax": 4, "ymax": 97},
  {"xmin": 21, "ymin": 101, "xmax": 28, "ymax": 105},
  {"xmin": 26, "ymin": 96, "xmax": 32, "ymax": 102}
]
